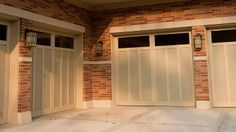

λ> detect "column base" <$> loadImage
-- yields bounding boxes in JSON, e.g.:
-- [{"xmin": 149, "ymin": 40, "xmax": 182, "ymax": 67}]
[
  {"xmin": 83, "ymin": 100, "xmax": 112, "ymax": 109},
  {"xmin": 196, "ymin": 101, "xmax": 210, "ymax": 109},
  {"xmin": 17, "ymin": 111, "xmax": 32, "ymax": 124}
]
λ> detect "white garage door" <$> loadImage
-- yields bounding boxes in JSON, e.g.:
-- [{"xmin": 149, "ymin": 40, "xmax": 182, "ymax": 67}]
[
  {"xmin": 114, "ymin": 32, "xmax": 195, "ymax": 106},
  {"xmin": 210, "ymin": 29, "xmax": 236, "ymax": 107},
  {"xmin": 0, "ymin": 24, "xmax": 8, "ymax": 124},
  {"xmin": 32, "ymin": 31, "xmax": 76, "ymax": 117}
]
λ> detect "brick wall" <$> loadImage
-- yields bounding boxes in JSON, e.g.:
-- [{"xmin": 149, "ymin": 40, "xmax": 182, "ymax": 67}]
[
  {"xmin": 192, "ymin": 26, "xmax": 209, "ymax": 101},
  {"xmin": 18, "ymin": 19, "xmax": 33, "ymax": 112},
  {"xmin": 83, "ymin": 64, "xmax": 112, "ymax": 101}
]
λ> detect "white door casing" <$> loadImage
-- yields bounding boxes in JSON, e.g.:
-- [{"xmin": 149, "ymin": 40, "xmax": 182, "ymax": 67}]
[{"xmin": 113, "ymin": 33, "xmax": 195, "ymax": 106}]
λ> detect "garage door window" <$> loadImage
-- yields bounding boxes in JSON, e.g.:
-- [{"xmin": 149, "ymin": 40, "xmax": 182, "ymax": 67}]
[
  {"xmin": 55, "ymin": 35, "xmax": 74, "ymax": 49},
  {"xmin": 155, "ymin": 33, "xmax": 189, "ymax": 46},
  {"xmin": 0, "ymin": 24, "xmax": 7, "ymax": 41},
  {"xmin": 212, "ymin": 29, "xmax": 236, "ymax": 43},
  {"xmin": 37, "ymin": 31, "xmax": 51, "ymax": 46},
  {"xmin": 118, "ymin": 36, "xmax": 149, "ymax": 48}
]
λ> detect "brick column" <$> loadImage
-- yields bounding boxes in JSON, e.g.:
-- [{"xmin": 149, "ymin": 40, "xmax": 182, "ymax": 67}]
[
  {"xmin": 192, "ymin": 26, "xmax": 210, "ymax": 109},
  {"xmin": 17, "ymin": 18, "xmax": 33, "ymax": 124}
]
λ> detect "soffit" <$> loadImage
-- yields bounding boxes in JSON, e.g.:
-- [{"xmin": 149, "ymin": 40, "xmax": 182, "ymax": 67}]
[{"xmin": 66, "ymin": 0, "xmax": 190, "ymax": 11}]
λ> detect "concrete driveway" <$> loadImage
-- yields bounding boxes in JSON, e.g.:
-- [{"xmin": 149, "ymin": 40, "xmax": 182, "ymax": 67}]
[{"xmin": 0, "ymin": 107, "xmax": 236, "ymax": 132}]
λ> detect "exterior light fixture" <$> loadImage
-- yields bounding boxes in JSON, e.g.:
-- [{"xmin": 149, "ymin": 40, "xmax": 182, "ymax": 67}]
[
  {"xmin": 194, "ymin": 33, "xmax": 202, "ymax": 51},
  {"xmin": 95, "ymin": 41, "xmax": 103, "ymax": 56},
  {"xmin": 25, "ymin": 29, "xmax": 37, "ymax": 47}
]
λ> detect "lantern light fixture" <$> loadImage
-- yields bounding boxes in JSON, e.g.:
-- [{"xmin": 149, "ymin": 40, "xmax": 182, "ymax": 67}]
[
  {"xmin": 25, "ymin": 29, "xmax": 37, "ymax": 47},
  {"xmin": 194, "ymin": 33, "xmax": 202, "ymax": 51},
  {"xmin": 95, "ymin": 41, "xmax": 103, "ymax": 56}
]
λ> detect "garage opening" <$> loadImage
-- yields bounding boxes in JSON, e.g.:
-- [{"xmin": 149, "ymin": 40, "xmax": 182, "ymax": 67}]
[
  {"xmin": 113, "ymin": 32, "xmax": 195, "ymax": 106},
  {"xmin": 32, "ymin": 30, "xmax": 76, "ymax": 117},
  {"xmin": 0, "ymin": 23, "xmax": 8, "ymax": 124},
  {"xmin": 210, "ymin": 29, "xmax": 236, "ymax": 107}
]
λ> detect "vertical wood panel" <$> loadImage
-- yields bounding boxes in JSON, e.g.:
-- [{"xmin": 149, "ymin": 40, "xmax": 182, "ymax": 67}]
[
  {"xmin": 212, "ymin": 46, "xmax": 227, "ymax": 103},
  {"xmin": 129, "ymin": 50, "xmax": 140, "ymax": 102},
  {"xmin": 227, "ymin": 45, "xmax": 236, "ymax": 102},
  {"xmin": 0, "ymin": 45, "xmax": 6, "ymax": 120},
  {"xmin": 155, "ymin": 49, "xmax": 168, "ymax": 102},
  {"xmin": 54, "ymin": 50, "xmax": 61, "ymax": 108},
  {"xmin": 35, "ymin": 48, "xmax": 43, "ymax": 112},
  {"xmin": 140, "ymin": 50, "xmax": 152, "ymax": 102},
  {"xmin": 167, "ymin": 48, "xmax": 180, "ymax": 102},
  {"xmin": 118, "ymin": 51, "xmax": 128, "ymax": 102},
  {"xmin": 43, "ymin": 49, "xmax": 51, "ymax": 110},
  {"xmin": 69, "ymin": 51, "xmax": 75, "ymax": 105},
  {"xmin": 179, "ymin": 47, "xmax": 194, "ymax": 102}
]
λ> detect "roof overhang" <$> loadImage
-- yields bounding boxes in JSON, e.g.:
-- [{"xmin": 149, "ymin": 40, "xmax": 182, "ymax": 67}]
[{"xmin": 66, "ymin": 0, "xmax": 190, "ymax": 11}]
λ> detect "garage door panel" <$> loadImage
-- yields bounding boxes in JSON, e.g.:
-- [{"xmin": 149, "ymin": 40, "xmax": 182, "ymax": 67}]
[
  {"xmin": 69, "ymin": 51, "xmax": 75, "ymax": 105},
  {"xmin": 43, "ymin": 49, "xmax": 51, "ymax": 110},
  {"xmin": 115, "ymin": 33, "xmax": 194, "ymax": 106},
  {"xmin": 140, "ymin": 50, "xmax": 152, "ymax": 102},
  {"xmin": 212, "ymin": 46, "xmax": 227, "ymax": 102},
  {"xmin": 226, "ymin": 46, "xmax": 236, "ymax": 102},
  {"xmin": 117, "ymin": 51, "xmax": 128, "ymax": 102},
  {"xmin": 34, "ymin": 48, "xmax": 43, "ymax": 112},
  {"xmin": 155, "ymin": 49, "xmax": 168, "ymax": 102},
  {"xmin": 0, "ymin": 45, "xmax": 6, "ymax": 121},
  {"xmin": 62, "ymin": 51, "xmax": 68, "ymax": 107},
  {"xmin": 167, "ymin": 48, "xmax": 180, "ymax": 102},
  {"xmin": 179, "ymin": 48, "xmax": 194, "ymax": 102},
  {"xmin": 129, "ymin": 50, "xmax": 140, "ymax": 102},
  {"xmin": 54, "ymin": 50, "xmax": 61, "ymax": 108}
]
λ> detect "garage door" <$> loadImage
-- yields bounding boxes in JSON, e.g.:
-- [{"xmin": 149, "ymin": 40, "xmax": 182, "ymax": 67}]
[
  {"xmin": 0, "ymin": 24, "xmax": 8, "ymax": 124},
  {"xmin": 114, "ymin": 32, "xmax": 195, "ymax": 106},
  {"xmin": 210, "ymin": 29, "xmax": 236, "ymax": 107},
  {"xmin": 32, "ymin": 31, "xmax": 76, "ymax": 117}
]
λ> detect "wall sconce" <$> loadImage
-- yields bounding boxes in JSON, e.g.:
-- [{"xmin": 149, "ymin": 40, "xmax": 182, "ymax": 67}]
[
  {"xmin": 95, "ymin": 41, "xmax": 103, "ymax": 56},
  {"xmin": 194, "ymin": 33, "xmax": 202, "ymax": 51},
  {"xmin": 25, "ymin": 29, "xmax": 37, "ymax": 47}
]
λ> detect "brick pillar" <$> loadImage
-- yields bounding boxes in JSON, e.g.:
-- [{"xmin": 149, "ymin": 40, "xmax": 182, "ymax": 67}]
[
  {"xmin": 192, "ymin": 26, "xmax": 210, "ymax": 109},
  {"xmin": 17, "ymin": 18, "xmax": 33, "ymax": 124}
]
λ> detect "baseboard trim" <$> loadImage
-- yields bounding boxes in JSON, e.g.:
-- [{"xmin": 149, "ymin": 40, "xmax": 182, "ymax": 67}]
[{"xmin": 83, "ymin": 100, "xmax": 112, "ymax": 109}]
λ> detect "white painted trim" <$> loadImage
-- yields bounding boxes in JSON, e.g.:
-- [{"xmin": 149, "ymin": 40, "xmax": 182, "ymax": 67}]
[
  {"xmin": 83, "ymin": 61, "xmax": 112, "ymax": 64},
  {"xmin": 19, "ymin": 57, "xmax": 32, "ymax": 62},
  {"xmin": 196, "ymin": 101, "xmax": 210, "ymax": 109},
  {"xmin": 193, "ymin": 56, "xmax": 208, "ymax": 61},
  {"xmin": 110, "ymin": 16, "xmax": 236, "ymax": 34},
  {"xmin": 83, "ymin": 100, "xmax": 112, "ymax": 109},
  {"xmin": 0, "ymin": 4, "xmax": 85, "ymax": 33},
  {"xmin": 17, "ymin": 111, "xmax": 32, "ymax": 124},
  {"xmin": 8, "ymin": 20, "xmax": 20, "ymax": 124}
]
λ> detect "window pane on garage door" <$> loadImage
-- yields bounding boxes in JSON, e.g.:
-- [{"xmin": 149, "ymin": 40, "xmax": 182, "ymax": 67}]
[
  {"xmin": 212, "ymin": 29, "xmax": 236, "ymax": 43},
  {"xmin": 118, "ymin": 36, "xmax": 149, "ymax": 48}
]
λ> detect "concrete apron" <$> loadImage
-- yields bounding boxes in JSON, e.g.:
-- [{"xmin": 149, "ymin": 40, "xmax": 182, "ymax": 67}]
[{"xmin": 0, "ymin": 107, "xmax": 236, "ymax": 132}]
